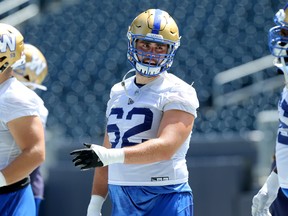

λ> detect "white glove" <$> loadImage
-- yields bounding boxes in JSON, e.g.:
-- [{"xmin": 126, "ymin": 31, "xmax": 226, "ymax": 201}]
[
  {"xmin": 87, "ymin": 195, "xmax": 105, "ymax": 216},
  {"xmin": 0, "ymin": 171, "xmax": 7, "ymax": 187},
  {"xmin": 251, "ymin": 172, "xmax": 279, "ymax": 216}
]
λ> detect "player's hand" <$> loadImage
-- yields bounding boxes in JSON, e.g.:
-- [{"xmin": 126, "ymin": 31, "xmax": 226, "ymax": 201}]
[
  {"xmin": 251, "ymin": 172, "xmax": 279, "ymax": 216},
  {"xmin": 71, "ymin": 143, "xmax": 125, "ymax": 169},
  {"xmin": 70, "ymin": 143, "xmax": 104, "ymax": 170}
]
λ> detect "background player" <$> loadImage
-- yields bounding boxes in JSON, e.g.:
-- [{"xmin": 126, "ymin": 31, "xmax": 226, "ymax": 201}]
[
  {"xmin": 0, "ymin": 24, "xmax": 46, "ymax": 215},
  {"xmin": 252, "ymin": 3, "xmax": 288, "ymax": 216},
  {"xmin": 13, "ymin": 43, "xmax": 48, "ymax": 216},
  {"xmin": 71, "ymin": 8, "xmax": 199, "ymax": 216}
]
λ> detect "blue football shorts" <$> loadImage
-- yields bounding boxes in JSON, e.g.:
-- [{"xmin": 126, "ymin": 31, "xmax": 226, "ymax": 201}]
[
  {"xmin": 108, "ymin": 182, "xmax": 193, "ymax": 216},
  {"xmin": 0, "ymin": 184, "xmax": 36, "ymax": 216}
]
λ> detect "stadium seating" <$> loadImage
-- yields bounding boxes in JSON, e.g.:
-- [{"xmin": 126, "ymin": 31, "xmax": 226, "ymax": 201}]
[{"xmin": 19, "ymin": 0, "xmax": 285, "ymax": 139}]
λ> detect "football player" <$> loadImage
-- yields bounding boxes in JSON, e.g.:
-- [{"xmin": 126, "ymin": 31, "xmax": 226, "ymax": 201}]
[
  {"xmin": 0, "ymin": 24, "xmax": 46, "ymax": 215},
  {"xmin": 71, "ymin": 9, "xmax": 199, "ymax": 216},
  {"xmin": 252, "ymin": 3, "xmax": 288, "ymax": 216},
  {"xmin": 13, "ymin": 43, "xmax": 48, "ymax": 216}
]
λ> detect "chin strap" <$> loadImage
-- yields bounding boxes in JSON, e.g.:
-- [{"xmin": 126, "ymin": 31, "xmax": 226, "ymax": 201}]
[
  {"xmin": 21, "ymin": 82, "xmax": 47, "ymax": 91},
  {"xmin": 121, "ymin": 69, "xmax": 136, "ymax": 103}
]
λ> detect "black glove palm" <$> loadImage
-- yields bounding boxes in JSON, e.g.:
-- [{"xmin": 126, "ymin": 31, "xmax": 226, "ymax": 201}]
[{"xmin": 70, "ymin": 143, "xmax": 104, "ymax": 170}]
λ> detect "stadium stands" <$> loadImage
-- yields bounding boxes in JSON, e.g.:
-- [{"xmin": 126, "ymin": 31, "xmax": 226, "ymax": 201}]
[{"xmin": 18, "ymin": 0, "xmax": 284, "ymax": 141}]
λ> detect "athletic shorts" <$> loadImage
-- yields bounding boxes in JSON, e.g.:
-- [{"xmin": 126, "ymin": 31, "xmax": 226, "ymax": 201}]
[
  {"xmin": 0, "ymin": 180, "xmax": 36, "ymax": 216},
  {"xmin": 108, "ymin": 183, "xmax": 193, "ymax": 216}
]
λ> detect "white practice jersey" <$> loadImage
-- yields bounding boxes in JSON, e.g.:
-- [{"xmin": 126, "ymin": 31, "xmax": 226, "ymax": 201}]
[
  {"xmin": 106, "ymin": 71, "xmax": 199, "ymax": 186},
  {"xmin": 277, "ymin": 86, "xmax": 288, "ymax": 189},
  {"xmin": 0, "ymin": 77, "xmax": 48, "ymax": 170}
]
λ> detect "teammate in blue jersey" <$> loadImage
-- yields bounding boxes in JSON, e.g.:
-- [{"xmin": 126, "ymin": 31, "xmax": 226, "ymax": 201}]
[
  {"xmin": 71, "ymin": 9, "xmax": 199, "ymax": 216},
  {"xmin": 251, "ymin": 4, "xmax": 288, "ymax": 216},
  {"xmin": 0, "ymin": 24, "xmax": 46, "ymax": 215},
  {"xmin": 13, "ymin": 43, "xmax": 48, "ymax": 216}
]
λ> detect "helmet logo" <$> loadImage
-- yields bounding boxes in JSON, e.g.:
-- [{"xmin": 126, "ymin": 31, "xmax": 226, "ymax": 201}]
[
  {"xmin": 0, "ymin": 34, "xmax": 16, "ymax": 52},
  {"xmin": 27, "ymin": 54, "xmax": 46, "ymax": 75},
  {"xmin": 276, "ymin": 9, "xmax": 286, "ymax": 24}
]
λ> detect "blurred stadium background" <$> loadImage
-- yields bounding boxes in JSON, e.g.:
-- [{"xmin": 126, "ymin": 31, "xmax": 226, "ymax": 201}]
[{"xmin": 1, "ymin": 0, "xmax": 286, "ymax": 215}]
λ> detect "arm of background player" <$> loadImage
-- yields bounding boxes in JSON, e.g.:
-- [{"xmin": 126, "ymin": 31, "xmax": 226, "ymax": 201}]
[{"xmin": 1, "ymin": 115, "xmax": 45, "ymax": 185}]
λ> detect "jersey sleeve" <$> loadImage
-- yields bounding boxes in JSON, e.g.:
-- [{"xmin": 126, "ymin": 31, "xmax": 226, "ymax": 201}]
[
  {"xmin": 106, "ymin": 82, "xmax": 123, "ymax": 118},
  {"xmin": 0, "ymin": 90, "xmax": 43, "ymax": 123},
  {"xmin": 163, "ymin": 83, "xmax": 199, "ymax": 118}
]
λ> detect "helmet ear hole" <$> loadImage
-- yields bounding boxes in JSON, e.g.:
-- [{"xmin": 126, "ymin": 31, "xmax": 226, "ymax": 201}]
[{"xmin": 24, "ymin": 75, "xmax": 30, "ymax": 81}]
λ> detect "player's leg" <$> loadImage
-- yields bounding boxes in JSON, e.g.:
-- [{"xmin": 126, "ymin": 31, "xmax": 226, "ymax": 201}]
[{"xmin": 109, "ymin": 185, "xmax": 144, "ymax": 216}]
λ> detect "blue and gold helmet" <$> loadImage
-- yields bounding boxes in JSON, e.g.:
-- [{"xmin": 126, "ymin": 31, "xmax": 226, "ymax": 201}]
[
  {"xmin": 269, "ymin": 3, "xmax": 288, "ymax": 77},
  {"xmin": 269, "ymin": 3, "xmax": 288, "ymax": 57},
  {"xmin": 127, "ymin": 9, "xmax": 181, "ymax": 77},
  {"xmin": 268, "ymin": 25, "xmax": 288, "ymax": 58},
  {"xmin": 269, "ymin": 4, "xmax": 288, "ymax": 58},
  {"xmin": 0, "ymin": 23, "xmax": 24, "ymax": 73},
  {"xmin": 274, "ymin": 3, "xmax": 288, "ymax": 27},
  {"xmin": 13, "ymin": 44, "xmax": 48, "ymax": 90}
]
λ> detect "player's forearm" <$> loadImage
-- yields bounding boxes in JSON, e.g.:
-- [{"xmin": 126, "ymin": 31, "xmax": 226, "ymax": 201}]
[
  {"xmin": 91, "ymin": 166, "xmax": 108, "ymax": 197},
  {"xmin": 123, "ymin": 138, "xmax": 175, "ymax": 164},
  {"xmin": 1, "ymin": 147, "xmax": 45, "ymax": 185},
  {"xmin": 88, "ymin": 136, "xmax": 181, "ymax": 166}
]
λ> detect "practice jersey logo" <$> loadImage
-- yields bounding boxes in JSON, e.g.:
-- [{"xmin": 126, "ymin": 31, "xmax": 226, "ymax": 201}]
[
  {"xmin": 0, "ymin": 34, "xmax": 16, "ymax": 53},
  {"xmin": 128, "ymin": 98, "xmax": 134, "ymax": 105}
]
